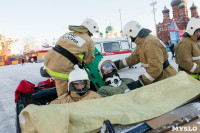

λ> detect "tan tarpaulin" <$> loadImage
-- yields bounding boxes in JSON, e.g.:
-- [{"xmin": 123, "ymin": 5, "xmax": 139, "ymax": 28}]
[{"xmin": 19, "ymin": 72, "xmax": 200, "ymax": 133}]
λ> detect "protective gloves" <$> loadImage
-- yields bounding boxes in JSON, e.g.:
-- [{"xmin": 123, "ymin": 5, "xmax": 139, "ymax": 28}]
[
  {"xmin": 137, "ymin": 75, "xmax": 145, "ymax": 86},
  {"xmin": 113, "ymin": 60, "xmax": 120, "ymax": 69},
  {"xmin": 127, "ymin": 75, "xmax": 145, "ymax": 90},
  {"xmin": 127, "ymin": 81, "xmax": 143, "ymax": 90}
]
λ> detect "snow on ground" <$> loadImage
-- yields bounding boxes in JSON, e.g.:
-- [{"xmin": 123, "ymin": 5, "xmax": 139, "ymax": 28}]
[
  {"xmin": 0, "ymin": 53, "xmax": 177, "ymax": 133},
  {"xmin": 0, "ymin": 63, "xmax": 47, "ymax": 133}
]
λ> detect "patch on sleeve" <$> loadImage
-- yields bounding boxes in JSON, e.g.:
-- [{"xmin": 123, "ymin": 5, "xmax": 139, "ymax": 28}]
[{"xmin": 62, "ymin": 33, "xmax": 85, "ymax": 47}]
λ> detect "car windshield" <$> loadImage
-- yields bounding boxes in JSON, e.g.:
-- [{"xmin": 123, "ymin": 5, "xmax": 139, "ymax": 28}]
[
  {"xmin": 121, "ymin": 41, "xmax": 130, "ymax": 50},
  {"xmin": 103, "ymin": 42, "xmax": 120, "ymax": 52},
  {"xmin": 95, "ymin": 43, "xmax": 102, "ymax": 52}
]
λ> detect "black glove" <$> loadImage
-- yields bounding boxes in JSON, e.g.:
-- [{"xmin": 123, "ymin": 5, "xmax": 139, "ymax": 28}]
[
  {"xmin": 126, "ymin": 75, "xmax": 145, "ymax": 90},
  {"xmin": 113, "ymin": 60, "xmax": 120, "ymax": 69},
  {"xmin": 127, "ymin": 80, "xmax": 143, "ymax": 90},
  {"xmin": 138, "ymin": 75, "xmax": 145, "ymax": 86}
]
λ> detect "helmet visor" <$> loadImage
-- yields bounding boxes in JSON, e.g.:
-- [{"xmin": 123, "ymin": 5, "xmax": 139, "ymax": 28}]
[
  {"xmin": 101, "ymin": 62, "xmax": 114, "ymax": 75},
  {"xmin": 69, "ymin": 80, "xmax": 88, "ymax": 94},
  {"xmin": 194, "ymin": 28, "xmax": 200, "ymax": 33}
]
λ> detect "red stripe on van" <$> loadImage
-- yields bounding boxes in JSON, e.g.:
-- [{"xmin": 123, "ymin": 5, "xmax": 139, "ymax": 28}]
[{"xmin": 101, "ymin": 50, "xmax": 131, "ymax": 56}]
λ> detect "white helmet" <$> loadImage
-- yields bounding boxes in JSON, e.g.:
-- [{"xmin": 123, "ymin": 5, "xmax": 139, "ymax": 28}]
[
  {"xmin": 186, "ymin": 18, "xmax": 200, "ymax": 35},
  {"xmin": 81, "ymin": 18, "xmax": 99, "ymax": 34},
  {"xmin": 68, "ymin": 65, "xmax": 90, "ymax": 93},
  {"xmin": 98, "ymin": 59, "xmax": 122, "ymax": 87},
  {"xmin": 123, "ymin": 20, "xmax": 143, "ymax": 38},
  {"xmin": 98, "ymin": 59, "xmax": 118, "ymax": 78}
]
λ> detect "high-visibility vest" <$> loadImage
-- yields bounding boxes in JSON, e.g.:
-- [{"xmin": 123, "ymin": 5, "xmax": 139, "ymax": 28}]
[
  {"xmin": 178, "ymin": 66, "xmax": 200, "ymax": 80},
  {"xmin": 45, "ymin": 65, "xmax": 69, "ymax": 79},
  {"xmin": 44, "ymin": 54, "xmax": 84, "ymax": 79},
  {"xmin": 190, "ymin": 74, "xmax": 200, "ymax": 80}
]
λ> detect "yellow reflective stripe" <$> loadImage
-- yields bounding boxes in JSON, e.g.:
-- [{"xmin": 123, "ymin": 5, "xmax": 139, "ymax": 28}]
[
  {"xmin": 190, "ymin": 74, "xmax": 199, "ymax": 79},
  {"xmin": 79, "ymin": 54, "xmax": 84, "ymax": 62},
  {"xmin": 45, "ymin": 65, "xmax": 69, "ymax": 79}
]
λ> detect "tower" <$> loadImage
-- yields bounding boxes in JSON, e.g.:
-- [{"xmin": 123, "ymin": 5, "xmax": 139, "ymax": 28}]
[
  {"xmin": 171, "ymin": 0, "xmax": 182, "ymax": 20},
  {"xmin": 105, "ymin": 25, "xmax": 116, "ymax": 38},
  {"xmin": 171, "ymin": 0, "xmax": 188, "ymax": 30},
  {"xmin": 190, "ymin": 3, "xmax": 199, "ymax": 18},
  {"xmin": 156, "ymin": 0, "xmax": 200, "ymax": 45},
  {"xmin": 178, "ymin": 2, "xmax": 189, "ymax": 30},
  {"xmin": 162, "ymin": 6, "xmax": 170, "ymax": 24}
]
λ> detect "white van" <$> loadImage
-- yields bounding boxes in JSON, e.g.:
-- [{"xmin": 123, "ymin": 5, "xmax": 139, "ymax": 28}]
[{"xmin": 93, "ymin": 37, "xmax": 136, "ymax": 61}]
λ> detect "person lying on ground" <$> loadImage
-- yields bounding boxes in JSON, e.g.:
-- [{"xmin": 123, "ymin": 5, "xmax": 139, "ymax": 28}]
[{"xmin": 97, "ymin": 59, "xmax": 142, "ymax": 97}]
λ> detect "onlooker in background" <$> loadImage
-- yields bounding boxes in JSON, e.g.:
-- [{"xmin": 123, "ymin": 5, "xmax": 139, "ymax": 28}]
[
  {"xmin": 26, "ymin": 57, "xmax": 29, "ymax": 62},
  {"xmin": 21, "ymin": 58, "xmax": 25, "ymax": 65},
  {"xmin": 169, "ymin": 42, "xmax": 175, "ymax": 60},
  {"xmin": 174, "ymin": 18, "xmax": 200, "ymax": 80},
  {"xmin": 31, "ymin": 57, "xmax": 34, "ymax": 63}
]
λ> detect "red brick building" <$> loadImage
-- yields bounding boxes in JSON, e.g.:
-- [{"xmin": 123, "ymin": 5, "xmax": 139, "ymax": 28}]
[{"xmin": 157, "ymin": 0, "xmax": 199, "ymax": 45}]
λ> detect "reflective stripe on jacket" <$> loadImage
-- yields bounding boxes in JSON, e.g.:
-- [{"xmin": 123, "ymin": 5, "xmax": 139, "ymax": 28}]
[
  {"xmin": 45, "ymin": 65, "xmax": 69, "ymax": 79},
  {"xmin": 44, "ymin": 31, "xmax": 95, "ymax": 80},
  {"xmin": 190, "ymin": 74, "xmax": 200, "ymax": 80},
  {"xmin": 178, "ymin": 67, "xmax": 200, "ymax": 80}
]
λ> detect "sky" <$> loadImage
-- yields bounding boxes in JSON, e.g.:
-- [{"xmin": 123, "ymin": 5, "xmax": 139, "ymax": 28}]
[{"xmin": 0, "ymin": 0, "xmax": 200, "ymax": 51}]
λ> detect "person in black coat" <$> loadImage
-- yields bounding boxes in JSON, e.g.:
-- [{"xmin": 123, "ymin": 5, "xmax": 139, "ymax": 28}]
[
  {"xmin": 169, "ymin": 42, "xmax": 175, "ymax": 60},
  {"xmin": 21, "ymin": 58, "xmax": 25, "ymax": 65}
]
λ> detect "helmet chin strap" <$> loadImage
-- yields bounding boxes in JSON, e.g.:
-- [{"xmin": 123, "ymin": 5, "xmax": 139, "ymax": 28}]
[
  {"xmin": 76, "ymin": 91, "xmax": 86, "ymax": 96},
  {"xmin": 71, "ymin": 90, "xmax": 86, "ymax": 96},
  {"xmin": 197, "ymin": 36, "xmax": 200, "ymax": 40},
  {"xmin": 87, "ymin": 31, "xmax": 93, "ymax": 37},
  {"xmin": 130, "ymin": 36, "xmax": 137, "ymax": 42}
]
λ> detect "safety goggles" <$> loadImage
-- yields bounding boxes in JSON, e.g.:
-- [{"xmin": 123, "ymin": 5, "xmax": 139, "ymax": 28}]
[
  {"xmin": 194, "ymin": 28, "xmax": 200, "ymax": 33},
  {"xmin": 69, "ymin": 80, "xmax": 88, "ymax": 94}
]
